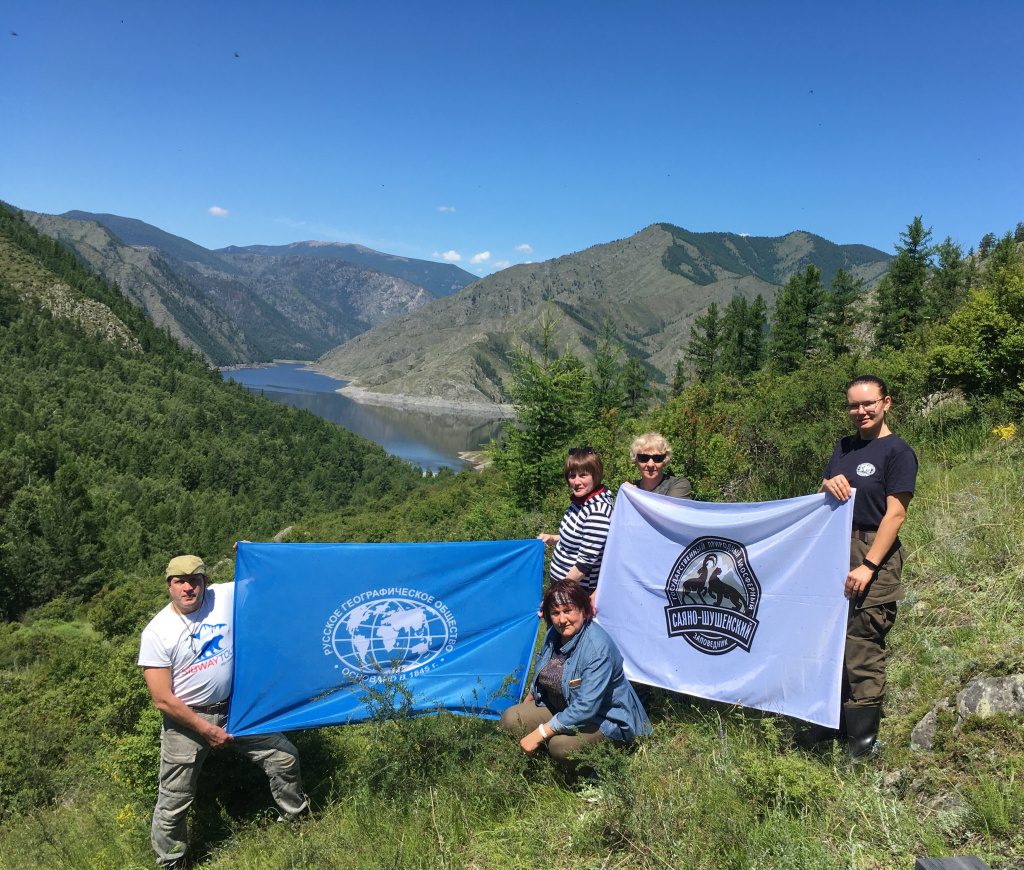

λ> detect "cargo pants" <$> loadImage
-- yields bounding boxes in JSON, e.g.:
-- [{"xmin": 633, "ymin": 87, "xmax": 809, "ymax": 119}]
[
  {"xmin": 843, "ymin": 534, "xmax": 904, "ymax": 708},
  {"xmin": 152, "ymin": 710, "xmax": 307, "ymax": 867}
]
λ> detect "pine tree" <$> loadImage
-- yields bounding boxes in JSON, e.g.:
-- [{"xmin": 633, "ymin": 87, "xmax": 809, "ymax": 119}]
[
  {"xmin": 924, "ymin": 237, "xmax": 967, "ymax": 324},
  {"xmin": 770, "ymin": 265, "xmax": 824, "ymax": 373},
  {"xmin": 684, "ymin": 302, "xmax": 721, "ymax": 382},
  {"xmin": 874, "ymin": 216, "xmax": 933, "ymax": 349},
  {"xmin": 719, "ymin": 294, "xmax": 768, "ymax": 379},
  {"xmin": 591, "ymin": 317, "xmax": 624, "ymax": 411},
  {"xmin": 820, "ymin": 268, "xmax": 863, "ymax": 357}
]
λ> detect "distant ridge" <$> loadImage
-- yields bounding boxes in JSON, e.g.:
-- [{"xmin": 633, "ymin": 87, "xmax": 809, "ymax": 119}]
[
  {"xmin": 220, "ymin": 241, "xmax": 477, "ymax": 297},
  {"xmin": 62, "ymin": 210, "xmax": 237, "ymax": 273},
  {"xmin": 24, "ymin": 210, "xmax": 442, "ymax": 365},
  {"xmin": 317, "ymin": 223, "xmax": 891, "ymax": 407}
]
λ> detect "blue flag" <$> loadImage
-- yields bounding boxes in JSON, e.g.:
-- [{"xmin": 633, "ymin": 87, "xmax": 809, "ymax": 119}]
[{"xmin": 227, "ymin": 540, "xmax": 543, "ymax": 736}]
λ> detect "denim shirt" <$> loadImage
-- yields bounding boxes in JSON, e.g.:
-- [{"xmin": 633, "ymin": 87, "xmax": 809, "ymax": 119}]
[{"xmin": 531, "ymin": 620, "xmax": 651, "ymax": 742}]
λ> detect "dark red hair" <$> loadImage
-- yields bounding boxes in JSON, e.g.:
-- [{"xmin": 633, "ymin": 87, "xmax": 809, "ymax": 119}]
[{"xmin": 541, "ymin": 578, "xmax": 595, "ymax": 626}]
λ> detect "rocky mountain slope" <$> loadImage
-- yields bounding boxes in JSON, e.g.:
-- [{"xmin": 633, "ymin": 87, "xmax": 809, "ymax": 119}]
[
  {"xmin": 221, "ymin": 241, "xmax": 476, "ymax": 297},
  {"xmin": 317, "ymin": 223, "xmax": 891, "ymax": 406},
  {"xmin": 22, "ymin": 210, "xmax": 450, "ymax": 365}
]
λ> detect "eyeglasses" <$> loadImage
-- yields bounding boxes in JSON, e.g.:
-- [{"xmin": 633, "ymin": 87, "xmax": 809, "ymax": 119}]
[
  {"xmin": 636, "ymin": 453, "xmax": 667, "ymax": 463},
  {"xmin": 846, "ymin": 399, "xmax": 883, "ymax": 412},
  {"xmin": 568, "ymin": 447, "xmax": 595, "ymax": 456}
]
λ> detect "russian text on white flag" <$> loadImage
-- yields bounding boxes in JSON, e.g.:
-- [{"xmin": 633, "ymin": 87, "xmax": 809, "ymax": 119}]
[{"xmin": 595, "ymin": 487, "xmax": 854, "ymax": 727}]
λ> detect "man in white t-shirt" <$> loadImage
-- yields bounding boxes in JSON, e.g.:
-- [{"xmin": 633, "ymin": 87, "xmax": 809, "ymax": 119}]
[{"xmin": 139, "ymin": 555, "xmax": 308, "ymax": 867}]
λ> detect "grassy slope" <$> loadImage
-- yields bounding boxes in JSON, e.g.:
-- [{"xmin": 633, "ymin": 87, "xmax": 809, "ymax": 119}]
[{"xmin": 2, "ymin": 436, "xmax": 1021, "ymax": 870}]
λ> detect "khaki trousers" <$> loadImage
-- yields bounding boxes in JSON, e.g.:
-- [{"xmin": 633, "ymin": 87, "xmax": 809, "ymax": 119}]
[
  {"xmin": 152, "ymin": 711, "xmax": 307, "ymax": 866},
  {"xmin": 499, "ymin": 700, "xmax": 608, "ymax": 773},
  {"xmin": 843, "ymin": 535, "xmax": 903, "ymax": 707}
]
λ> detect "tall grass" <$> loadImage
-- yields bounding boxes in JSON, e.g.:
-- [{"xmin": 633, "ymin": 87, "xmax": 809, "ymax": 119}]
[{"xmin": 3, "ymin": 434, "xmax": 1024, "ymax": 869}]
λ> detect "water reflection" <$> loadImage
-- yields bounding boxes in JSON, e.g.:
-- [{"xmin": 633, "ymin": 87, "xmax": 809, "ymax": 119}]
[{"xmin": 223, "ymin": 363, "xmax": 504, "ymax": 471}]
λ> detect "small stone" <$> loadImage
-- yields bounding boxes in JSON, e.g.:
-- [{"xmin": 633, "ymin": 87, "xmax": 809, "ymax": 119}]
[
  {"xmin": 882, "ymin": 770, "xmax": 904, "ymax": 789},
  {"xmin": 911, "ymin": 708, "xmax": 938, "ymax": 752},
  {"xmin": 927, "ymin": 792, "xmax": 966, "ymax": 813},
  {"xmin": 910, "ymin": 699, "xmax": 950, "ymax": 752}
]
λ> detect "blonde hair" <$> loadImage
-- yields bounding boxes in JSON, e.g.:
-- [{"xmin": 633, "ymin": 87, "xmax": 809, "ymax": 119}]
[{"xmin": 629, "ymin": 432, "xmax": 672, "ymax": 464}]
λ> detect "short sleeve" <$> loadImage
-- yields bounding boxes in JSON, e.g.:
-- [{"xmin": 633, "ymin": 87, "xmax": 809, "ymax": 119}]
[{"xmin": 885, "ymin": 442, "xmax": 918, "ymax": 497}]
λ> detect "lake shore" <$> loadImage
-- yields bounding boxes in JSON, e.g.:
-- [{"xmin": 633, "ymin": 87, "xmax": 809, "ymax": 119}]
[{"xmin": 333, "ymin": 383, "xmax": 516, "ymax": 419}]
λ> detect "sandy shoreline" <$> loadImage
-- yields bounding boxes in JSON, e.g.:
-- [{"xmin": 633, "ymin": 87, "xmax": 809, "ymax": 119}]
[{"xmin": 334, "ymin": 383, "xmax": 515, "ymax": 418}]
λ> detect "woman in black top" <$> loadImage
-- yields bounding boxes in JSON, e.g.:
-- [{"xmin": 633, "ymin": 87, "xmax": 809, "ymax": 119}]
[{"xmin": 815, "ymin": 374, "xmax": 917, "ymax": 761}]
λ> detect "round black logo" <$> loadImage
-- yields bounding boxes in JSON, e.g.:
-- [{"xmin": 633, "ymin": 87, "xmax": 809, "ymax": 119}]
[{"xmin": 664, "ymin": 536, "xmax": 761, "ymax": 655}]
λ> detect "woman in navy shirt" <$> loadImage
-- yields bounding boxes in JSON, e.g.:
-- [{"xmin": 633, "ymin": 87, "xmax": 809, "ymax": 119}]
[{"xmin": 814, "ymin": 374, "xmax": 917, "ymax": 762}]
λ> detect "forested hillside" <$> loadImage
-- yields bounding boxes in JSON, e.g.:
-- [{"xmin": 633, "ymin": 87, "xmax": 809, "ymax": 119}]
[
  {"xmin": 1, "ymin": 210, "xmax": 1022, "ymax": 869},
  {"xmin": 0, "ymin": 203, "xmax": 425, "ymax": 620}
]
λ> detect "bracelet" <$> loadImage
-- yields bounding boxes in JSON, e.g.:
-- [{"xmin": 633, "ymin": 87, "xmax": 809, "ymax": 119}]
[
  {"xmin": 861, "ymin": 557, "xmax": 879, "ymax": 572},
  {"xmin": 538, "ymin": 723, "xmax": 549, "ymax": 740}
]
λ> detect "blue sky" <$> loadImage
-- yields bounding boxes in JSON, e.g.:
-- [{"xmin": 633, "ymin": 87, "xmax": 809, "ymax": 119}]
[{"xmin": 2, "ymin": 1, "xmax": 1022, "ymax": 276}]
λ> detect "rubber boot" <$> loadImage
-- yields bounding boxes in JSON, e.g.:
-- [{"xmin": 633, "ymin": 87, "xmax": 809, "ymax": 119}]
[{"xmin": 845, "ymin": 705, "xmax": 881, "ymax": 763}]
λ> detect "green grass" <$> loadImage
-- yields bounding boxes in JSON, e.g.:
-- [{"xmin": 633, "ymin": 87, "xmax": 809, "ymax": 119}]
[{"xmin": 2, "ymin": 434, "xmax": 1024, "ymax": 869}]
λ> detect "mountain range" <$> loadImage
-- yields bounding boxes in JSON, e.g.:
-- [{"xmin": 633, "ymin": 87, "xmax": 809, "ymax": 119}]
[
  {"xmin": 21, "ymin": 210, "xmax": 477, "ymax": 365},
  {"xmin": 316, "ymin": 223, "xmax": 891, "ymax": 406},
  {"xmin": 14, "ymin": 205, "xmax": 892, "ymax": 406}
]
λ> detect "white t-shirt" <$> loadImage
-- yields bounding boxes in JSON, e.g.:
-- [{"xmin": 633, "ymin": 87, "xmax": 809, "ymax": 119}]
[{"xmin": 138, "ymin": 583, "xmax": 235, "ymax": 707}]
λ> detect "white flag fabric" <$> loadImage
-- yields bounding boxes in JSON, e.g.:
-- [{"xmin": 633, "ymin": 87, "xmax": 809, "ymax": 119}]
[{"xmin": 595, "ymin": 486, "xmax": 854, "ymax": 727}]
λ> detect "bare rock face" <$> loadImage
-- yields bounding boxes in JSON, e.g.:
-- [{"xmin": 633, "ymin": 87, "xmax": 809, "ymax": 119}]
[{"xmin": 956, "ymin": 673, "xmax": 1024, "ymax": 720}]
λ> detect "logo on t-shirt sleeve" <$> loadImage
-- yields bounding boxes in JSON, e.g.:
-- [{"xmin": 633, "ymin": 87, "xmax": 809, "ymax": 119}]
[{"xmin": 856, "ymin": 463, "xmax": 876, "ymax": 477}]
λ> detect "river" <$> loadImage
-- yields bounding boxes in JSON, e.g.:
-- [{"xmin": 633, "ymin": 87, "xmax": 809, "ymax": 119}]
[{"xmin": 223, "ymin": 363, "xmax": 505, "ymax": 471}]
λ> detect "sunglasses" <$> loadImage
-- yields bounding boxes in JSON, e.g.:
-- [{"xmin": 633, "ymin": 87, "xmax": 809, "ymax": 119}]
[
  {"xmin": 636, "ymin": 453, "xmax": 667, "ymax": 463},
  {"xmin": 568, "ymin": 447, "xmax": 595, "ymax": 456}
]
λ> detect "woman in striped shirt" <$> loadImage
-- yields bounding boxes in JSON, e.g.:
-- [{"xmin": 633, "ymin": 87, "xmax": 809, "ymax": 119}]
[{"xmin": 538, "ymin": 448, "xmax": 615, "ymax": 595}]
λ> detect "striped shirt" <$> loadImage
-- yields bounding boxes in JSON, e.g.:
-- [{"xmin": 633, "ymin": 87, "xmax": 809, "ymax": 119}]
[{"xmin": 549, "ymin": 487, "xmax": 615, "ymax": 592}]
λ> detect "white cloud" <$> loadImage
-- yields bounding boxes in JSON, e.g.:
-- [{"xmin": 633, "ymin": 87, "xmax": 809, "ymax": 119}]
[
  {"xmin": 469, "ymin": 251, "xmax": 490, "ymax": 264},
  {"xmin": 740, "ymin": 232, "xmax": 750, "ymax": 237},
  {"xmin": 432, "ymin": 251, "xmax": 441, "ymax": 258},
  {"xmin": 208, "ymin": 206, "xmax": 229, "ymax": 217},
  {"xmin": 514, "ymin": 243, "xmax": 533, "ymax": 254},
  {"xmin": 442, "ymin": 250, "xmax": 462, "ymax": 262},
  {"xmin": 437, "ymin": 206, "xmax": 456, "ymax": 212},
  {"xmin": 493, "ymin": 260, "xmax": 511, "ymax": 269}
]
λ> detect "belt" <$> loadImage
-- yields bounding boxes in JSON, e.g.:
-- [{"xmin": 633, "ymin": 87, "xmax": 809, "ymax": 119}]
[
  {"xmin": 851, "ymin": 528, "xmax": 877, "ymax": 543},
  {"xmin": 190, "ymin": 700, "xmax": 229, "ymax": 715}
]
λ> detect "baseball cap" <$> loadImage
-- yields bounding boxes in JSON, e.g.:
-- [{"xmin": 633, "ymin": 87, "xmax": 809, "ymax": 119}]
[{"xmin": 165, "ymin": 555, "xmax": 207, "ymax": 579}]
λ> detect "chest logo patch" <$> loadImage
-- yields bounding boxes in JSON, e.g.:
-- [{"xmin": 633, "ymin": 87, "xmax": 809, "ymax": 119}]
[
  {"xmin": 856, "ymin": 462, "xmax": 876, "ymax": 477},
  {"xmin": 663, "ymin": 536, "xmax": 761, "ymax": 655}
]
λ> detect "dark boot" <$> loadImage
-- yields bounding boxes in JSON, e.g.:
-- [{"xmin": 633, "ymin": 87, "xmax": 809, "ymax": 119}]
[{"xmin": 845, "ymin": 705, "xmax": 881, "ymax": 763}]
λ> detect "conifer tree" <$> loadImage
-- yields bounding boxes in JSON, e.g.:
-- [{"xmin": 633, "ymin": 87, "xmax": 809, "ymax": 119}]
[
  {"xmin": 770, "ymin": 265, "xmax": 823, "ymax": 373},
  {"xmin": 924, "ymin": 237, "xmax": 968, "ymax": 324},
  {"xmin": 684, "ymin": 301, "xmax": 721, "ymax": 382},
  {"xmin": 719, "ymin": 294, "xmax": 768, "ymax": 379},
  {"xmin": 591, "ymin": 317, "xmax": 624, "ymax": 411},
  {"xmin": 820, "ymin": 268, "xmax": 863, "ymax": 357},
  {"xmin": 874, "ymin": 216, "xmax": 933, "ymax": 349}
]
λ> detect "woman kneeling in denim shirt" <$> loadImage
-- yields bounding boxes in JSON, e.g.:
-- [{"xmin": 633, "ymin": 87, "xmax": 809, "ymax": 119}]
[{"xmin": 499, "ymin": 578, "xmax": 650, "ymax": 773}]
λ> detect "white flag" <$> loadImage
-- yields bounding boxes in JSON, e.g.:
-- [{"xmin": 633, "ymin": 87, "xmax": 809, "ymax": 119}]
[{"xmin": 595, "ymin": 486, "xmax": 854, "ymax": 727}]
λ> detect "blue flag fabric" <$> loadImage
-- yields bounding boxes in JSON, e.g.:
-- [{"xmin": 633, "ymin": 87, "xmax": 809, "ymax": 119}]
[
  {"xmin": 596, "ymin": 487, "xmax": 854, "ymax": 728},
  {"xmin": 227, "ymin": 540, "xmax": 543, "ymax": 736}
]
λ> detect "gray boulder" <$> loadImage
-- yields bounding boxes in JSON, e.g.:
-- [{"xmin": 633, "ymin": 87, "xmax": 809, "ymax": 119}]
[{"xmin": 956, "ymin": 673, "xmax": 1024, "ymax": 721}]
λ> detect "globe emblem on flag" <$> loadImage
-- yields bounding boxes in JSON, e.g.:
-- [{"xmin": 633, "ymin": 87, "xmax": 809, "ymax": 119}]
[{"xmin": 330, "ymin": 595, "xmax": 453, "ymax": 675}]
